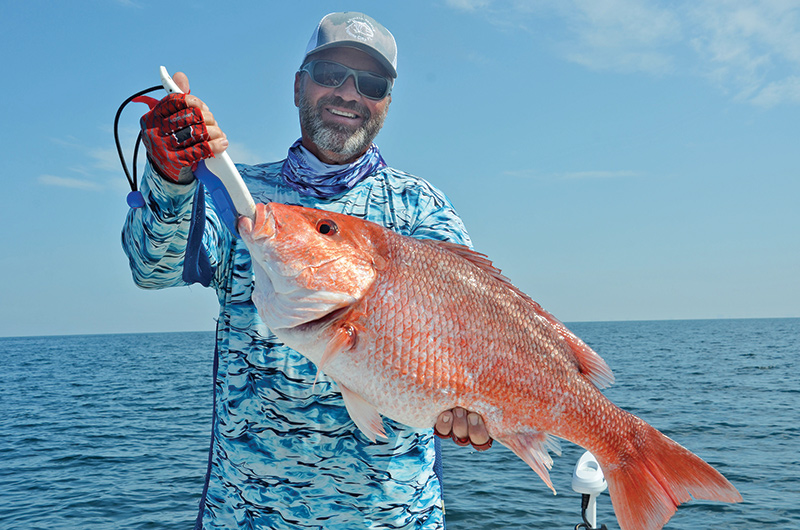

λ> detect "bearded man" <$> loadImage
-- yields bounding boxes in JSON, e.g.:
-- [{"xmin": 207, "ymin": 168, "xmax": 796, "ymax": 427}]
[{"xmin": 124, "ymin": 11, "xmax": 490, "ymax": 530}]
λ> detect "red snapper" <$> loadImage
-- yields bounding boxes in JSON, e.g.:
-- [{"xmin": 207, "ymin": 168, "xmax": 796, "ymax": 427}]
[{"xmin": 238, "ymin": 202, "xmax": 742, "ymax": 530}]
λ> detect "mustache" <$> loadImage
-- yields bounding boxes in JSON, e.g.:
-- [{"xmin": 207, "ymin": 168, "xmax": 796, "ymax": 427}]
[{"xmin": 316, "ymin": 95, "xmax": 371, "ymax": 121}]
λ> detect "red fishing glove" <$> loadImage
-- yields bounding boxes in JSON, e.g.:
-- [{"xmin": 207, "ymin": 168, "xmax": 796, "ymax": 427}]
[{"xmin": 140, "ymin": 93, "xmax": 213, "ymax": 182}]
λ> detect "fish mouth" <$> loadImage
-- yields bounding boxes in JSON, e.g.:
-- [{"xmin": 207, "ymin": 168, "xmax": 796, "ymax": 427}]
[{"xmin": 248, "ymin": 203, "xmax": 277, "ymax": 241}]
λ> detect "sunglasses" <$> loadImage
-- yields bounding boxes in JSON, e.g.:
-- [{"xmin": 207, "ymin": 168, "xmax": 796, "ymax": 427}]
[{"xmin": 299, "ymin": 60, "xmax": 393, "ymax": 100}]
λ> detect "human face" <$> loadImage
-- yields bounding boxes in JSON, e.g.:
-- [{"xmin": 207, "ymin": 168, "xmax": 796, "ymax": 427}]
[{"xmin": 295, "ymin": 47, "xmax": 392, "ymax": 164}]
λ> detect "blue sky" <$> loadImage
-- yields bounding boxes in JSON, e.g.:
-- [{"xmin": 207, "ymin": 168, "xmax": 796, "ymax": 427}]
[{"xmin": 1, "ymin": 0, "xmax": 798, "ymax": 337}]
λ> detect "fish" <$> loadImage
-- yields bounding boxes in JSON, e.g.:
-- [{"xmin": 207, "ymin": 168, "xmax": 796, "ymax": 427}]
[{"xmin": 238, "ymin": 202, "xmax": 742, "ymax": 530}]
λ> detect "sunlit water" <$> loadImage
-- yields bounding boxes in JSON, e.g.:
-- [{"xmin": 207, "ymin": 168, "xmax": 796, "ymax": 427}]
[{"xmin": 1, "ymin": 319, "xmax": 797, "ymax": 529}]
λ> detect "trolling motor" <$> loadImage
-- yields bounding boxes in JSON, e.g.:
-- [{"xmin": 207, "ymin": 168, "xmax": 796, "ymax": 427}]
[
  {"xmin": 571, "ymin": 451, "xmax": 608, "ymax": 530},
  {"xmin": 114, "ymin": 66, "xmax": 255, "ymax": 236}
]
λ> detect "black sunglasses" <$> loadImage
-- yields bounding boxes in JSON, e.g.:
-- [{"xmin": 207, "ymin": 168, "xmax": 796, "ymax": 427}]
[{"xmin": 299, "ymin": 60, "xmax": 393, "ymax": 100}]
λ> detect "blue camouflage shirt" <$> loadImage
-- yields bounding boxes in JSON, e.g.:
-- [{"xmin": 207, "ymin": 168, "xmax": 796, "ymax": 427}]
[{"xmin": 122, "ymin": 158, "xmax": 471, "ymax": 529}]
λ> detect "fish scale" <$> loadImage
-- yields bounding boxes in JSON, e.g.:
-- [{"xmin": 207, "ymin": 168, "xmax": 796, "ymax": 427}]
[
  {"xmin": 362, "ymin": 236, "xmax": 590, "ymax": 433},
  {"xmin": 240, "ymin": 202, "xmax": 742, "ymax": 530}
]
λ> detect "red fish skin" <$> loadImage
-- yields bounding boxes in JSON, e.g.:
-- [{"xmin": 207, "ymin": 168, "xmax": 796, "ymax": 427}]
[{"xmin": 239, "ymin": 202, "xmax": 742, "ymax": 530}]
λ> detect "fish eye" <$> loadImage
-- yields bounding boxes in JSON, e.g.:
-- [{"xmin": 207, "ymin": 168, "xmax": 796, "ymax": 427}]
[{"xmin": 316, "ymin": 219, "xmax": 338, "ymax": 236}]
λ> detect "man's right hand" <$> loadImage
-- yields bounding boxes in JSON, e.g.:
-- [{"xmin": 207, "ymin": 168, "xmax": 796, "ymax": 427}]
[{"xmin": 139, "ymin": 72, "xmax": 229, "ymax": 183}]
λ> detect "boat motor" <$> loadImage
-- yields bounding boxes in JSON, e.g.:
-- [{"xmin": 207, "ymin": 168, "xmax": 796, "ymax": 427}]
[{"xmin": 571, "ymin": 451, "xmax": 608, "ymax": 530}]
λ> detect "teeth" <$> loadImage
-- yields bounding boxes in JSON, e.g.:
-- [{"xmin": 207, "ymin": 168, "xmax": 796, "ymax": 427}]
[{"xmin": 329, "ymin": 108, "xmax": 357, "ymax": 119}]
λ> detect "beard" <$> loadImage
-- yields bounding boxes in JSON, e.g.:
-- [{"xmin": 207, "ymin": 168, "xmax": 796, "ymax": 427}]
[{"xmin": 298, "ymin": 90, "xmax": 388, "ymax": 163}]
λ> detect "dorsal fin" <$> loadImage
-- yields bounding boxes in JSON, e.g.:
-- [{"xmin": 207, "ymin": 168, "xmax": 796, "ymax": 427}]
[
  {"xmin": 528, "ymin": 303, "xmax": 615, "ymax": 388},
  {"xmin": 423, "ymin": 239, "xmax": 615, "ymax": 389},
  {"xmin": 423, "ymin": 240, "xmax": 504, "ymax": 277}
]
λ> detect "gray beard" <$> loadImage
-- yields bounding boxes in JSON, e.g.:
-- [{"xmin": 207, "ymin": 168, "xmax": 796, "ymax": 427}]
[{"xmin": 298, "ymin": 92, "xmax": 388, "ymax": 163}]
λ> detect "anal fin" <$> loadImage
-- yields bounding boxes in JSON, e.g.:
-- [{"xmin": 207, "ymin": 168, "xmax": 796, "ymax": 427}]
[{"xmin": 500, "ymin": 431, "xmax": 562, "ymax": 494}]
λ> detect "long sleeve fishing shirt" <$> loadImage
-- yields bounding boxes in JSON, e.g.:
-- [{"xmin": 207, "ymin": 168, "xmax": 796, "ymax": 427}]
[{"xmin": 122, "ymin": 159, "xmax": 472, "ymax": 530}]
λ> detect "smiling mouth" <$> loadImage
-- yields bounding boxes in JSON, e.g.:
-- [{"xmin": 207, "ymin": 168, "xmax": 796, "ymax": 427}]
[{"xmin": 328, "ymin": 108, "xmax": 360, "ymax": 119}]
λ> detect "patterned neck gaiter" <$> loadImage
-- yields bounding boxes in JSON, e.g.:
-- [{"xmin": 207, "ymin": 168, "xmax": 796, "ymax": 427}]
[{"xmin": 280, "ymin": 139, "xmax": 387, "ymax": 199}]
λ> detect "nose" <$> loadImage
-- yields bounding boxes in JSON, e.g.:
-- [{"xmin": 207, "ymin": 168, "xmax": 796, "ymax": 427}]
[{"xmin": 333, "ymin": 74, "xmax": 360, "ymax": 100}]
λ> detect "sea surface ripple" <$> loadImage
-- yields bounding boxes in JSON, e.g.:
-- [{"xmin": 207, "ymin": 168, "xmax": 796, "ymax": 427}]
[{"xmin": 1, "ymin": 319, "xmax": 797, "ymax": 529}]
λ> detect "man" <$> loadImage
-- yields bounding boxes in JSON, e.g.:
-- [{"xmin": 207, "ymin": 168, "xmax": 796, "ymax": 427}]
[{"xmin": 124, "ymin": 11, "xmax": 490, "ymax": 530}]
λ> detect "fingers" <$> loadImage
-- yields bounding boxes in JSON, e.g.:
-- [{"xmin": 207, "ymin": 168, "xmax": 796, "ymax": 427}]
[
  {"xmin": 434, "ymin": 408, "xmax": 493, "ymax": 451},
  {"xmin": 139, "ymin": 76, "xmax": 231, "ymax": 180},
  {"xmin": 205, "ymin": 121, "xmax": 228, "ymax": 156},
  {"xmin": 207, "ymin": 136, "xmax": 229, "ymax": 156},
  {"xmin": 182, "ymin": 98, "xmax": 228, "ymax": 156},
  {"xmin": 466, "ymin": 412, "xmax": 491, "ymax": 449},
  {"xmin": 435, "ymin": 410, "xmax": 454, "ymax": 437},
  {"xmin": 155, "ymin": 85, "xmax": 224, "ymax": 151},
  {"xmin": 173, "ymin": 71, "xmax": 190, "ymax": 93},
  {"xmin": 450, "ymin": 407, "xmax": 469, "ymax": 442}
]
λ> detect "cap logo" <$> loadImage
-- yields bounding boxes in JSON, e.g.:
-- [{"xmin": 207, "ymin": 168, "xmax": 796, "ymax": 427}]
[{"xmin": 346, "ymin": 17, "xmax": 375, "ymax": 43}]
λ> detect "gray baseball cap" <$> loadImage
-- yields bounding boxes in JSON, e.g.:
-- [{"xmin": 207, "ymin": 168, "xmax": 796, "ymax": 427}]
[{"xmin": 303, "ymin": 12, "xmax": 398, "ymax": 78}]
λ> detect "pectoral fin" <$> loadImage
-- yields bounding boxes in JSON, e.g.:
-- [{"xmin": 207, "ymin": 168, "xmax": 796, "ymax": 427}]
[
  {"xmin": 335, "ymin": 380, "xmax": 388, "ymax": 442},
  {"xmin": 313, "ymin": 323, "xmax": 358, "ymax": 391}
]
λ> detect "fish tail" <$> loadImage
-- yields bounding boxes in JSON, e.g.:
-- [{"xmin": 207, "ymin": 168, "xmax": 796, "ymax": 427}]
[{"xmin": 599, "ymin": 419, "xmax": 742, "ymax": 530}]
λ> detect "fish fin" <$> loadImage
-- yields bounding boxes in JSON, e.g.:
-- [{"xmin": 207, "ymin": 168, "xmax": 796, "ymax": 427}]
[
  {"xmin": 320, "ymin": 323, "xmax": 358, "ymax": 370},
  {"xmin": 312, "ymin": 324, "xmax": 358, "ymax": 392},
  {"xmin": 425, "ymin": 240, "xmax": 614, "ymax": 388},
  {"xmin": 424, "ymin": 240, "xmax": 503, "ymax": 276},
  {"xmin": 599, "ymin": 419, "xmax": 742, "ymax": 530},
  {"xmin": 335, "ymin": 380, "xmax": 388, "ymax": 442},
  {"xmin": 500, "ymin": 431, "xmax": 562, "ymax": 495},
  {"xmin": 372, "ymin": 254, "xmax": 388, "ymax": 271},
  {"xmin": 532, "ymin": 307, "xmax": 615, "ymax": 389}
]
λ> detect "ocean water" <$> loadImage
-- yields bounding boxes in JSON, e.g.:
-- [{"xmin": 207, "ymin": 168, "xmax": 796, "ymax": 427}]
[{"xmin": 1, "ymin": 318, "xmax": 797, "ymax": 529}]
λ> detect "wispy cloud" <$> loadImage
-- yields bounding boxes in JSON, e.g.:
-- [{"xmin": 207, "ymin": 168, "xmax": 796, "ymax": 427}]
[
  {"xmin": 446, "ymin": 0, "xmax": 800, "ymax": 106},
  {"xmin": 43, "ymin": 134, "xmax": 268, "ymax": 194},
  {"xmin": 552, "ymin": 0, "xmax": 682, "ymax": 75},
  {"xmin": 38, "ymin": 174, "xmax": 103, "ymax": 191},
  {"xmin": 44, "ymin": 135, "xmax": 137, "ymax": 193},
  {"xmin": 560, "ymin": 170, "xmax": 643, "ymax": 180},
  {"xmin": 750, "ymin": 76, "xmax": 800, "ymax": 108},
  {"xmin": 504, "ymin": 168, "xmax": 643, "ymax": 180},
  {"xmin": 445, "ymin": 0, "xmax": 491, "ymax": 11},
  {"xmin": 225, "ymin": 141, "xmax": 267, "ymax": 166},
  {"xmin": 89, "ymin": 146, "xmax": 124, "ymax": 172},
  {"xmin": 686, "ymin": 1, "xmax": 800, "ymax": 104}
]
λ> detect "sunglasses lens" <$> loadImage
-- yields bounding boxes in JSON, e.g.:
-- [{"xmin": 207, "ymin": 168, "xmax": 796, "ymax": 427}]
[
  {"xmin": 307, "ymin": 61, "xmax": 390, "ymax": 100},
  {"xmin": 311, "ymin": 61, "xmax": 348, "ymax": 88},
  {"xmin": 356, "ymin": 73, "xmax": 389, "ymax": 99}
]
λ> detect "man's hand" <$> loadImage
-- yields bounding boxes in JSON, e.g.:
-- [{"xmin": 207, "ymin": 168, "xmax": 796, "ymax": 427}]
[
  {"xmin": 435, "ymin": 408, "xmax": 493, "ymax": 451},
  {"xmin": 139, "ymin": 72, "xmax": 229, "ymax": 183}
]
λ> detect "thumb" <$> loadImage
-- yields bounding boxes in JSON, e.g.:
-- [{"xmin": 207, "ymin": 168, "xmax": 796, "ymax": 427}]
[{"xmin": 173, "ymin": 71, "xmax": 190, "ymax": 94}]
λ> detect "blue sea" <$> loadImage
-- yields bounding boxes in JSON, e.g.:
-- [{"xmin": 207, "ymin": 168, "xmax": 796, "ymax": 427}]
[{"xmin": 1, "ymin": 318, "xmax": 797, "ymax": 529}]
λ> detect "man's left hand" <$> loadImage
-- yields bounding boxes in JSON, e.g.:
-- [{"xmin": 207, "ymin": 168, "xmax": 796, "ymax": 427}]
[{"xmin": 435, "ymin": 408, "xmax": 493, "ymax": 451}]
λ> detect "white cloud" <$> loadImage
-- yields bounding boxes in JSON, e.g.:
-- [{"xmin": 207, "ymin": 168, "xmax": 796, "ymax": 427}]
[
  {"xmin": 555, "ymin": 0, "xmax": 682, "ymax": 75},
  {"xmin": 89, "ymin": 146, "xmax": 124, "ymax": 172},
  {"xmin": 750, "ymin": 76, "xmax": 800, "ymax": 108},
  {"xmin": 224, "ymin": 141, "xmax": 267, "ymax": 166},
  {"xmin": 446, "ymin": 0, "xmax": 800, "ymax": 106},
  {"xmin": 43, "ymin": 135, "xmax": 135, "ymax": 193},
  {"xmin": 503, "ymin": 168, "xmax": 642, "ymax": 180},
  {"xmin": 446, "ymin": 0, "xmax": 491, "ymax": 11},
  {"xmin": 38, "ymin": 175, "xmax": 103, "ymax": 191},
  {"xmin": 686, "ymin": 0, "xmax": 800, "ymax": 103},
  {"xmin": 560, "ymin": 170, "xmax": 642, "ymax": 180}
]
